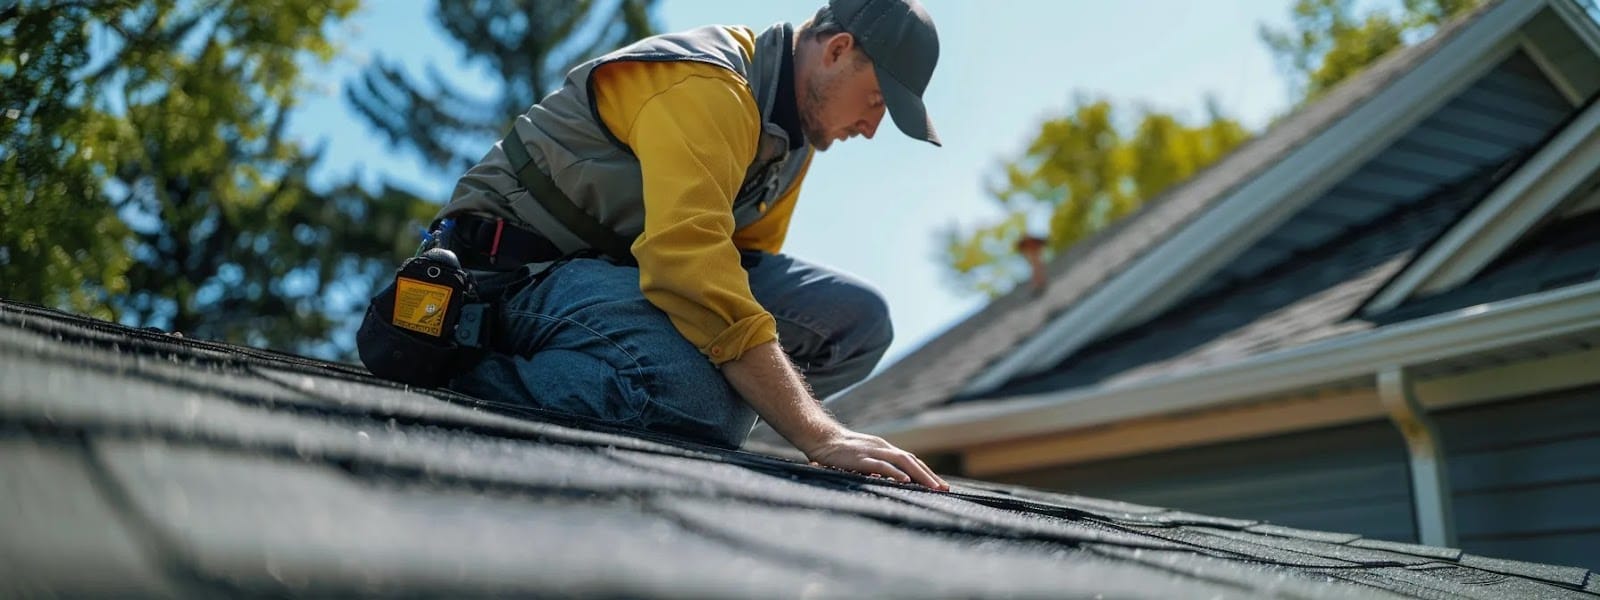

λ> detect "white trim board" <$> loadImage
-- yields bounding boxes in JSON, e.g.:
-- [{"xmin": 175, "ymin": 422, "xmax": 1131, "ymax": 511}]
[
  {"xmin": 874, "ymin": 278, "xmax": 1600, "ymax": 454},
  {"xmin": 962, "ymin": 389, "xmax": 1388, "ymax": 477},
  {"xmin": 1363, "ymin": 100, "xmax": 1600, "ymax": 314},
  {"xmin": 959, "ymin": 0, "xmax": 1549, "ymax": 397}
]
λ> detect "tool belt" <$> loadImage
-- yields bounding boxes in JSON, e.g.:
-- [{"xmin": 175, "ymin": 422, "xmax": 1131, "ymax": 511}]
[
  {"xmin": 424, "ymin": 127, "xmax": 640, "ymax": 271},
  {"xmin": 444, "ymin": 214, "xmax": 566, "ymax": 271},
  {"xmin": 357, "ymin": 126, "xmax": 637, "ymax": 388},
  {"xmin": 357, "ymin": 246, "xmax": 494, "ymax": 388}
]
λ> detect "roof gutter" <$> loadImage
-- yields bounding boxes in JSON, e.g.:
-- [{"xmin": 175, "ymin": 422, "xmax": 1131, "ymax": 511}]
[{"xmin": 871, "ymin": 279, "xmax": 1600, "ymax": 454}]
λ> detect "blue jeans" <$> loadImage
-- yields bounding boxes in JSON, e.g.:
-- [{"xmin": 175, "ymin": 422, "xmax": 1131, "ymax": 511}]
[{"xmin": 448, "ymin": 253, "xmax": 893, "ymax": 448}]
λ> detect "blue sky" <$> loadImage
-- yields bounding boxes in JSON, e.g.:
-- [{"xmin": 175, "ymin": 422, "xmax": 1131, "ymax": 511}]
[{"xmin": 289, "ymin": 0, "xmax": 1299, "ymax": 365}]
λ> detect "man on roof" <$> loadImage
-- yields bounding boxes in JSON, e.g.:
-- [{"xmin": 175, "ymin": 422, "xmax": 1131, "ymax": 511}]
[{"xmin": 408, "ymin": 0, "xmax": 946, "ymax": 490}]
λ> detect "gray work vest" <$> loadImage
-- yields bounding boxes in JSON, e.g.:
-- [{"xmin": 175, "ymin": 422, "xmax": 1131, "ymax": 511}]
[{"xmin": 438, "ymin": 23, "xmax": 812, "ymax": 256}]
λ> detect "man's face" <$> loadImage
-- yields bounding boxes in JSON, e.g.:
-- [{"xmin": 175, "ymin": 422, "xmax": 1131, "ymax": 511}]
[{"xmin": 799, "ymin": 35, "xmax": 887, "ymax": 152}]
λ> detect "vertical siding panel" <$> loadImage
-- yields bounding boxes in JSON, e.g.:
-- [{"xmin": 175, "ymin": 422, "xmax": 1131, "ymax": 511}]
[
  {"xmin": 1436, "ymin": 385, "xmax": 1600, "ymax": 570},
  {"xmin": 994, "ymin": 421, "xmax": 1418, "ymax": 543}
]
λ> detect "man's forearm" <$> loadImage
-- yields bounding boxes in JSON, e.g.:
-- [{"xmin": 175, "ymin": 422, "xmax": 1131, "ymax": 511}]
[
  {"xmin": 719, "ymin": 339, "xmax": 841, "ymax": 454},
  {"xmin": 721, "ymin": 339, "xmax": 950, "ymax": 491}
]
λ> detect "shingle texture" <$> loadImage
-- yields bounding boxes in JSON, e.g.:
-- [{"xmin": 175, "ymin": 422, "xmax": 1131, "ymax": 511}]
[{"xmin": 3, "ymin": 299, "xmax": 1597, "ymax": 598}]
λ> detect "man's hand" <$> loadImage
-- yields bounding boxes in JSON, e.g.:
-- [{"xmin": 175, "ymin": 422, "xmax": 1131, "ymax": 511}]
[
  {"xmin": 802, "ymin": 429, "xmax": 950, "ymax": 491},
  {"xmin": 720, "ymin": 340, "xmax": 949, "ymax": 491}
]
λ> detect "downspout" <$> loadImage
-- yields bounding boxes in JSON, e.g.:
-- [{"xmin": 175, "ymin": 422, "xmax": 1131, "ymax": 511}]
[{"xmin": 1377, "ymin": 367, "xmax": 1458, "ymax": 547}]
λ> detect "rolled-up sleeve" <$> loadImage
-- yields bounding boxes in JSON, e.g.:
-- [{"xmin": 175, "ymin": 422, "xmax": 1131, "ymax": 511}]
[{"xmin": 593, "ymin": 61, "xmax": 773, "ymax": 364}]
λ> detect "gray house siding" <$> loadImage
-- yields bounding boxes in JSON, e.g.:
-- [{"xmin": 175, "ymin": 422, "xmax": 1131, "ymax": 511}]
[
  {"xmin": 1439, "ymin": 384, "xmax": 1600, "ymax": 569},
  {"xmin": 989, "ymin": 384, "xmax": 1600, "ymax": 570},
  {"xmin": 993, "ymin": 421, "xmax": 1419, "ymax": 543}
]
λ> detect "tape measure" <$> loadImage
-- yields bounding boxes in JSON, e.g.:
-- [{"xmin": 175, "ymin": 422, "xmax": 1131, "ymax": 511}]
[
  {"xmin": 356, "ymin": 223, "xmax": 494, "ymax": 387},
  {"xmin": 390, "ymin": 247, "xmax": 471, "ymax": 342}
]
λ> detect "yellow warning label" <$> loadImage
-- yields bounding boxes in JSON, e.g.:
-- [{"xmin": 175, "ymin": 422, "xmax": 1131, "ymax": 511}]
[{"xmin": 392, "ymin": 277, "xmax": 453, "ymax": 338}]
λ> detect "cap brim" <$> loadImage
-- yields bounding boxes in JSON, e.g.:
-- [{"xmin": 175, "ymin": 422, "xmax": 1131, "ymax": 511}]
[{"xmin": 875, "ymin": 63, "xmax": 940, "ymax": 147}]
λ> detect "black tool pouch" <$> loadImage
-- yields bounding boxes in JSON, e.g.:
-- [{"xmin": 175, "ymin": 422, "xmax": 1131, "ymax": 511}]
[{"xmin": 357, "ymin": 248, "xmax": 492, "ymax": 388}]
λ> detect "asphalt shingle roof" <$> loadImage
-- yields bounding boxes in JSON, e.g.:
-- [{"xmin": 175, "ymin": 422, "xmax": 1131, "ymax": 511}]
[{"xmin": 3, "ymin": 299, "xmax": 1598, "ymax": 598}]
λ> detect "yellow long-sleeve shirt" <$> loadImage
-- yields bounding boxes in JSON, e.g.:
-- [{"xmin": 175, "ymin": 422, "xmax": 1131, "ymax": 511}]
[{"xmin": 590, "ymin": 37, "xmax": 813, "ymax": 365}]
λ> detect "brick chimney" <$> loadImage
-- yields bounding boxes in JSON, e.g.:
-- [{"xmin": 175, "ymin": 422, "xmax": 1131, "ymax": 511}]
[{"xmin": 1016, "ymin": 235, "xmax": 1048, "ymax": 295}]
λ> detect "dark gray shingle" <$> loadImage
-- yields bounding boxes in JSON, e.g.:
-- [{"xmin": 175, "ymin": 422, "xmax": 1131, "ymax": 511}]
[{"xmin": 2, "ymin": 299, "xmax": 1595, "ymax": 597}]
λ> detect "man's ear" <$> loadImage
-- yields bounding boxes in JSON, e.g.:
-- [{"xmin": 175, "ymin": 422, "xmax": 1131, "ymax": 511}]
[{"xmin": 823, "ymin": 32, "xmax": 856, "ymax": 67}]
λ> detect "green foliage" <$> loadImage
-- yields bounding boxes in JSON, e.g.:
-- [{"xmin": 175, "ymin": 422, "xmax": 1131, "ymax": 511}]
[
  {"xmin": 942, "ymin": 100, "xmax": 1248, "ymax": 297},
  {"xmin": 345, "ymin": 0, "xmax": 657, "ymax": 178},
  {"xmin": 2, "ymin": 1, "xmax": 133, "ymax": 318},
  {"xmin": 940, "ymin": 0, "xmax": 1484, "ymax": 297},
  {"xmin": 1260, "ymin": 0, "xmax": 1484, "ymax": 103},
  {"xmin": 2, "ymin": 0, "xmax": 432, "ymax": 356}
]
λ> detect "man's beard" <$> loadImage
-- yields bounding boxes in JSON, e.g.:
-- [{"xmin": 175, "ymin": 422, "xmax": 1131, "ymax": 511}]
[{"xmin": 798, "ymin": 70, "xmax": 839, "ymax": 151}]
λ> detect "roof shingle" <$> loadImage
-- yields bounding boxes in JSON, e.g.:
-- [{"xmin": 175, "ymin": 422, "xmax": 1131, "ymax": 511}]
[{"xmin": 3, "ymin": 299, "xmax": 1596, "ymax": 598}]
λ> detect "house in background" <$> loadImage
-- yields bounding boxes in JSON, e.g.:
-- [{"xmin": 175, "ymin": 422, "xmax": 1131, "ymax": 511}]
[{"xmin": 823, "ymin": 0, "xmax": 1600, "ymax": 571}]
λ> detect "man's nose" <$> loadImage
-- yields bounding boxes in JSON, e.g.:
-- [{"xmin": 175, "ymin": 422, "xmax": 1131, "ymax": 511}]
[{"xmin": 860, "ymin": 111, "xmax": 883, "ymax": 139}]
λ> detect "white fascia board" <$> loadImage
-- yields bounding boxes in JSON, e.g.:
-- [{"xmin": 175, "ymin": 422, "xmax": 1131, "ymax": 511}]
[
  {"xmin": 959, "ymin": 0, "xmax": 1545, "ymax": 398},
  {"xmin": 1364, "ymin": 100, "xmax": 1600, "ymax": 314},
  {"xmin": 875, "ymin": 278, "xmax": 1600, "ymax": 454}
]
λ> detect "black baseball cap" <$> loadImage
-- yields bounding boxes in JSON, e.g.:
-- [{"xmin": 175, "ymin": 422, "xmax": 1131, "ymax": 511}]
[{"xmin": 829, "ymin": 0, "xmax": 941, "ymax": 146}]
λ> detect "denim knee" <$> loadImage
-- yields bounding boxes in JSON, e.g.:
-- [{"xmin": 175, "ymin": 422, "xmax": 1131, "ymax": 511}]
[
  {"xmin": 451, "ymin": 347, "xmax": 653, "ymax": 427},
  {"xmin": 460, "ymin": 257, "xmax": 756, "ymax": 447},
  {"xmin": 827, "ymin": 279, "xmax": 894, "ymax": 362}
]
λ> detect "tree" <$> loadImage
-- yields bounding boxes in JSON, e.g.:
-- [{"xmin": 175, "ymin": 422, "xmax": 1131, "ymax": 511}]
[
  {"xmin": 345, "ymin": 0, "xmax": 657, "ymax": 179},
  {"xmin": 2, "ymin": 1, "xmax": 134, "ymax": 319},
  {"xmin": 2, "ymin": 0, "xmax": 432, "ymax": 356},
  {"xmin": 942, "ymin": 100, "xmax": 1248, "ymax": 297},
  {"xmin": 1260, "ymin": 0, "xmax": 1484, "ymax": 103},
  {"xmin": 940, "ymin": 0, "xmax": 1484, "ymax": 297}
]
